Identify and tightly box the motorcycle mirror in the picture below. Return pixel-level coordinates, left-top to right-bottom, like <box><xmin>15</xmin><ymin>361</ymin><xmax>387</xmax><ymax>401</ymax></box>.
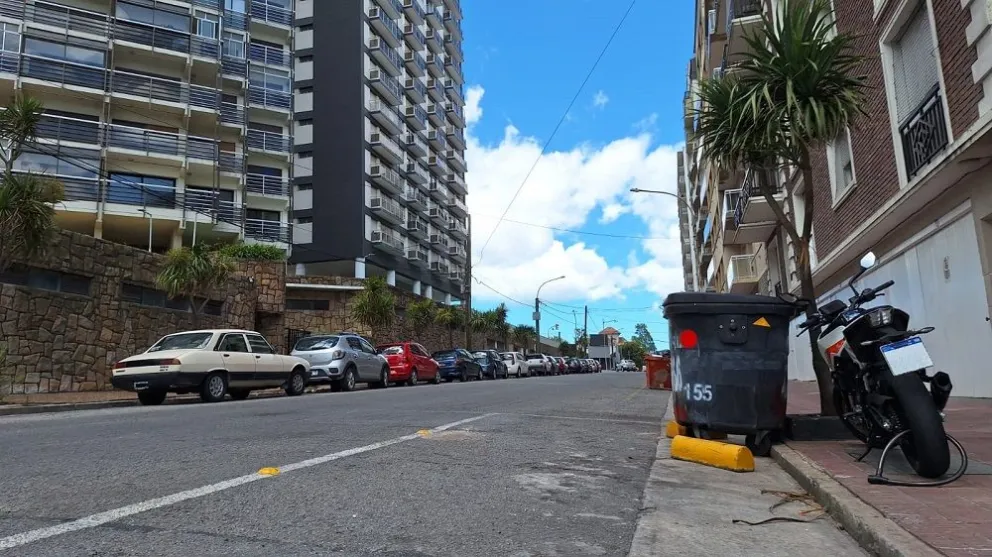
<box><xmin>859</xmin><ymin>251</ymin><xmax>877</xmax><ymax>270</ymax></box>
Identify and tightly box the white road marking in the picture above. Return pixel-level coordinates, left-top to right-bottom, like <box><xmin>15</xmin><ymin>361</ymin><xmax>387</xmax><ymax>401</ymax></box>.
<box><xmin>0</xmin><ymin>413</ymin><xmax>494</xmax><ymax>552</ymax></box>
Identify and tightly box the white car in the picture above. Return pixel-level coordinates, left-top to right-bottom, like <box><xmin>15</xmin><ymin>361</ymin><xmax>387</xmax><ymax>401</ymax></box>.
<box><xmin>501</xmin><ymin>351</ymin><xmax>528</xmax><ymax>377</ymax></box>
<box><xmin>111</xmin><ymin>329</ymin><xmax>311</xmax><ymax>405</ymax></box>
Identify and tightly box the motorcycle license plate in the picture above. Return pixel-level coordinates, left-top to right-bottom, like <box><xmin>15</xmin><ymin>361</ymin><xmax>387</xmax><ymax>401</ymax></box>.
<box><xmin>879</xmin><ymin>336</ymin><xmax>934</xmax><ymax>376</ymax></box>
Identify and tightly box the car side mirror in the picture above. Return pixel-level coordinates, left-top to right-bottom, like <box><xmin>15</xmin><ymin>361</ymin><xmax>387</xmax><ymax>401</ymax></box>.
<box><xmin>859</xmin><ymin>251</ymin><xmax>877</xmax><ymax>270</ymax></box>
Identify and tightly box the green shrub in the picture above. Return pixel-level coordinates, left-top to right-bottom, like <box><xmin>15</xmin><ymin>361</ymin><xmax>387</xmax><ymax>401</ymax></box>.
<box><xmin>216</xmin><ymin>242</ymin><xmax>286</xmax><ymax>261</ymax></box>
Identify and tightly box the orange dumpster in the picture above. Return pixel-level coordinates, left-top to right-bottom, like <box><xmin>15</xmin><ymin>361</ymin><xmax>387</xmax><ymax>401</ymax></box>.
<box><xmin>645</xmin><ymin>353</ymin><xmax>671</xmax><ymax>390</ymax></box>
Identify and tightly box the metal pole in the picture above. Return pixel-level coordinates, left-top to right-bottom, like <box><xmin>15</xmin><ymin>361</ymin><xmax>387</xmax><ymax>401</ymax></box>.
<box><xmin>147</xmin><ymin>216</ymin><xmax>153</xmax><ymax>252</ymax></box>
<box><xmin>192</xmin><ymin>213</ymin><xmax>198</xmax><ymax>247</ymax></box>
<box><xmin>629</xmin><ymin>188</ymin><xmax>699</xmax><ymax>291</ymax></box>
<box><xmin>535</xmin><ymin>275</ymin><xmax>565</xmax><ymax>353</ymax></box>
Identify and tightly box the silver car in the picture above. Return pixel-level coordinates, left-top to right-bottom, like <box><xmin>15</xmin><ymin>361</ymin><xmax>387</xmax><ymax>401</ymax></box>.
<box><xmin>290</xmin><ymin>332</ymin><xmax>390</xmax><ymax>391</ymax></box>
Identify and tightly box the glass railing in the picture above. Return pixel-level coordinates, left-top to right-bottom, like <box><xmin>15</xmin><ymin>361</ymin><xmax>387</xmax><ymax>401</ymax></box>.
<box><xmin>246</xmin><ymin>174</ymin><xmax>289</xmax><ymax>196</ymax></box>
<box><xmin>728</xmin><ymin>254</ymin><xmax>759</xmax><ymax>285</ymax></box>
<box><xmin>106</xmin><ymin>124</ymin><xmax>182</xmax><ymax>156</ymax></box>
<box><xmin>35</xmin><ymin>114</ymin><xmax>102</xmax><ymax>145</ymax></box>
<box><xmin>110</xmin><ymin>70</ymin><xmax>219</xmax><ymax>109</ymax></box>
<box><xmin>245</xmin><ymin>218</ymin><xmax>290</xmax><ymax>243</ymax></box>
<box><xmin>20</xmin><ymin>55</ymin><xmax>107</xmax><ymax>90</ymax></box>
<box><xmin>20</xmin><ymin>0</ymin><xmax>110</xmax><ymax>37</ymax></box>
<box><xmin>105</xmin><ymin>179</ymin><xmax>177</xmax><ymax>209</ymax></box>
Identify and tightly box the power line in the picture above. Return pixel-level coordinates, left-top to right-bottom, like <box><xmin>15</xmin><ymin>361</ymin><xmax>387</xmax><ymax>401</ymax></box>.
<box><xmin>474</xmin><ymin>0</ymin><xmax>638</xmax><ymax>266</ymax></box>
<box><xmin>472</xmin><ymin>214</ymin><xmax>666</xmax><ymax>240</ymax></box>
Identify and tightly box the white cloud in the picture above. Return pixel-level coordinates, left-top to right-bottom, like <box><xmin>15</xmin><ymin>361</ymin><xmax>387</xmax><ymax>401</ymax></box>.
<box><xmin>634</xmin><ymin>113</ymin><xmax>658</xmax><ymax>131</ymax></box>
<box><xmin>592</xmin><ymin>90</ymin><xmax>609</xmax><ymax>108</ymax></box>
<box><xmin>465</xmin><ymin>86</ymin><xmax>687</xmax><ymax>305</ymax></box>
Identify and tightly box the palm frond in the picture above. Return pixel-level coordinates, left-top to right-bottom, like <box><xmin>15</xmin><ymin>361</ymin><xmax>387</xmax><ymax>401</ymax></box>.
<box><xmin>351</xmin><ymin>275</ymin><xmax>396</xmax><ymax>333</ymax></box>
<box><xmin>0</xmin><ymin>173</ymin><xmax>64</xmax><ymax>271</ymax></box>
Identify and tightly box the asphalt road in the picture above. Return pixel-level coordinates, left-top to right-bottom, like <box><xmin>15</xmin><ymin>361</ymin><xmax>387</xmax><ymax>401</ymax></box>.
<box><xmin>0</xmin><ymin>372</ymin><xmax>667</xmax><ymax>556</ymax></box>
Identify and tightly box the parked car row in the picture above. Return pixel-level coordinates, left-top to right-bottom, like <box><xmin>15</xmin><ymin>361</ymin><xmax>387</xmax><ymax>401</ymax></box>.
<box><xmin>111</xmin><ymin>329</ymin><xmax>600</xmax><ymax>406</ymax></box>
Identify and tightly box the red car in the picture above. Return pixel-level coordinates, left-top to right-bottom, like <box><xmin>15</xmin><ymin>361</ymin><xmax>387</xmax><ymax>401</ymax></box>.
<box><xmin>376</xmin><ymin>342</ymin><xmax>440</xmax><ymax>385</ymax></box>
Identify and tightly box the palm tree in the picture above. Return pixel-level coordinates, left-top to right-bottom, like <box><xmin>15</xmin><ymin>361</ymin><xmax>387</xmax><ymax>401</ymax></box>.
<box><xmin>434</xmin><ymin>305</ymin><xmax>461</xmax><ymax>348</ymax></box>
<box><xmin>492</xmin><ymin>303</ymin><xmax>511</xmax><ymax>350</ymax></box>
<box><xmin>156</xmin><ymin>244</ymin><xmax>235</xmax><ymax>328</ymax></box>
<box><xmin>0</xmin><ymin>96</ymin><xmax>64</xmax><ymax>275</ymax></box>
<box><xmin>512</xmin><ymin>324</ymin><xmax>536</xmax><ymax>353</ymax></box>
<box><xmin>406</xmin><ymin>298</ymin><xmax>436</xmax><ymax>339</ymax></box>
<box><xmin>693</xmin><ymin>0</ymin><xmax>867</xmax><ymax>414</ymax></box>
<box><xmin>350</xmin><ymin>275</ymin><xmax>396</xmax><ymax>341</ymax></box>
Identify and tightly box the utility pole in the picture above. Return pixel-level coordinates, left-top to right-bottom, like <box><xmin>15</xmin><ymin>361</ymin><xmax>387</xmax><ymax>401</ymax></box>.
<box><xmin>464</xmin><ymin>214</ymin><xmax>472</xmax><ymax>349</ymax></box>
<box><xmin>533</xmin><ymin>296</ymin><xmax>540</xmax><ymax>353</ymax></box>
<box><xmin>583</xmin><ymin>305</ymin><xmax>588</xmax><ymax>356</ymax></box>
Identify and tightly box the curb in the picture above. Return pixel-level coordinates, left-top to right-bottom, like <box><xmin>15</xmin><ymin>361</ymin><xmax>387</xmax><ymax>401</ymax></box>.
<box><xmin>771</xmin><ymin>444</ymin><xmax>942</xmax><ymax>557</ymax></box>
<box><xmin>0</xmin><ymin>399</ymin><xmax>138</xmax><ymax>416</ymax></box>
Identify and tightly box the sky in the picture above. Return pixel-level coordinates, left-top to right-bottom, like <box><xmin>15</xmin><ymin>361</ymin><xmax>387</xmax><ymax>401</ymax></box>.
<box><xmin>462</xmin><ymin>0</ymin><xmax>694</xmax><ymax>348</ymax></box>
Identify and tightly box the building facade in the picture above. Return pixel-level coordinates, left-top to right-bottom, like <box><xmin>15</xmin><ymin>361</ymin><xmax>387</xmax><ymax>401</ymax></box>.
<box><xmin>0</xmin><ymin>0</ymin><xmax>295</xmax><ymax>253</ymax></box>
<box><xmin>681</xmin><ymin>0</ymin><xmax>992</xmax><ymax>397</ymax></box>
<box><xmin>290</xmin><ymin>0</ymin><xmax>469</xmax><ymax>306</ymax></box>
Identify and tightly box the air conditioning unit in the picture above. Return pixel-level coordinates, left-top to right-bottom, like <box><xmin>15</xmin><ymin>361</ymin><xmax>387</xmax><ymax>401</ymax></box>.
<box><xmin>369</xmin><ymin>68</ymin><xmax>382</xmax><ymax>80</ymax></box>
<box><xmin>369</xmin><ymin>6</ymin><xmax>381</xmax><ymax>18</ymax></box>
<box><xmin>370</xmin><ymin>197</ymin><xmax>384</xmax><ymax>209</ymax></box>
<box><xmin>371</xmin><ymin>231</ymin><xmax>385</xmax><ymax>242</ymax></box>
<box><xmin>369</xmin><ymin>36</ymin><xmax>383</xmax><ymax>49</ymax></box>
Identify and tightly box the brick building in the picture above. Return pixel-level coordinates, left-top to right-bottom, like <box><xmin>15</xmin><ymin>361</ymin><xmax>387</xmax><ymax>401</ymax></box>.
<box><xmin>681</xmin><ymin>0</ymin><xmax>992</xmax><ymax>397</ymax></box>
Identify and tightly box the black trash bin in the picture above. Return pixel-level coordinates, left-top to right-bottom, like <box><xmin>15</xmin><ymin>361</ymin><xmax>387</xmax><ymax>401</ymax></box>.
<box><xmin>662</xmin><ymin>292</ymin><xmax>797</xmax><ymax>456</ymax></box>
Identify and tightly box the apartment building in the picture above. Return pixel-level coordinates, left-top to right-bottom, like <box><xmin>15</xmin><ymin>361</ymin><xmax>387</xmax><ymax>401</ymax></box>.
<box><xmin>0</xmin><ymin>0</ymin><xmax>295</xmax><ymax>252</ymax></box>
<box><xmin>682</xmin><ymin>0</ymin><xmax>992</xmax><ymax>397</ymax></box>
<box><xmin>290</xmin><ymin>0</ymin><xmax>468</xmax><ymax>306</ymax></box>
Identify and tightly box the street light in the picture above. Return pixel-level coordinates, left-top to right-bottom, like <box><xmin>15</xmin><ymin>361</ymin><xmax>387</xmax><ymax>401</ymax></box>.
<box><xmin>534</xmin><ymin>275</ymin><xmax>566</xmax><ymax>352</ymax></box>
<box><xmin>630</xmin><ymin>187</ymin><xmax>699</xmax><ymax>292</ymax></box>
<box><xmin>603</xmin><ymin>318</ymin><xmax>618</xmax><ymax>370</ymax></box>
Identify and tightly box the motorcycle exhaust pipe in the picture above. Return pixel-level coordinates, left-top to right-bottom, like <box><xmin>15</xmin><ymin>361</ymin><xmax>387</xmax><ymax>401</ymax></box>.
<box><xmin>929</xmin><ymin>371</ymin><xmax>953</xmax><ymax>411</ymax></box>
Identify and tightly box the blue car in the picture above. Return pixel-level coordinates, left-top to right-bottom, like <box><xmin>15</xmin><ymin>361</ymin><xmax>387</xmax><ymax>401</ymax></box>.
<box><xmin>432</xmin><ymin>349</ymin><xmax>483</xmax><ymax>382</ymax></box>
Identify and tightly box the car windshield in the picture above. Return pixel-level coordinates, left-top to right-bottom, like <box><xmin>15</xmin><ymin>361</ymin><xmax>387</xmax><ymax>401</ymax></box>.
<box><xmin>433</xmin><ymin>350</ymin><xmax>457</xmax><ymax>359</ymax></box>
<box><xmin>293</xmin><ymin>336</ymin><xmax>339</xmax><ymax>351</ymax></box>
<box><xmin>379</xmin><ymin>345</ymin><xmax>404</xmax><ymax>355</ymax></box>
<box><xmin>147</xmin><ymin>332</ymin><xmax>214</xmax><ymax>352</ymax></box>
<box><xmin>501</xmin><ymin>354</ymin><xmax>514</xmax><ymax>361</ymax></box>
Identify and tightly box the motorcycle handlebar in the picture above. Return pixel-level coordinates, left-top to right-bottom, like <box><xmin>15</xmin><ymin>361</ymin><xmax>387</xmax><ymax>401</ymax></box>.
<box><xmin>874</xmin><ymin>279</ymin><xmax>895</xmax><ymax>292</ymax></box>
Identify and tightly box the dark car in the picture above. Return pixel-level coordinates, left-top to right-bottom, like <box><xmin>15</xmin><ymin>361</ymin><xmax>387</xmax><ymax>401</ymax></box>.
<box><xmin>567</xmin><ymin>358</ymin><xmax>582</xmax><ymax>374</ymax></box>
<box><xmin>472</xmin><ymin>351</ymin><xmax>498</xmax><ymax>379</ymax></box>
<box><xmin>474</xmin><ymin>349</ymin><xmax>508</xmax><ymax>379</ymax></box>
<box><xmin>432</xmin><ymin>349</ymin><xmax>483</xmax><ymax>382</ymax></box>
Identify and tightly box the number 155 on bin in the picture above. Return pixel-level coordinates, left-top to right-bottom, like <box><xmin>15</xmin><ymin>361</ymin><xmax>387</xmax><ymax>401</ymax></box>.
<box><xmin>681</xmin><ymin>383</ymin><xmax>713</xmax><ymax>402</ymax></box>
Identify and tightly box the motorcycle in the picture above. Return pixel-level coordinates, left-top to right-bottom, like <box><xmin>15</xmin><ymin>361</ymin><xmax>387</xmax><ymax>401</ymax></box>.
<box><xmin>788</xmin><ymin>252</ymin><xmax>952</xmax><ymax>479</ymax></box>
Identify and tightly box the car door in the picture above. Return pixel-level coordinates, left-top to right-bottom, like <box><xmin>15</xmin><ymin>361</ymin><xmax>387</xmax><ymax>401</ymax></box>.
<box><xmin>345</xmin><ymin>337</ymin><xmax>370</xmax><ymax>379</ymax></box>
<box><xmin>359</xmin><ymin>338</ymin><xmax>382</xmax><ymax>377</ymax></box>
<box><xmin>246</xmin><ymin>333</ymin><xmax>284</xmax><ymax>386</ymax></box>
<box><xmin>413</xmin><ymin>343</ymin><xmax>436</xmax><ymax>377</ymax></box>
<box><xmin>215</xmin><ymin>333</ymin><xmax>255</xmax><ymax>387</ymax></box>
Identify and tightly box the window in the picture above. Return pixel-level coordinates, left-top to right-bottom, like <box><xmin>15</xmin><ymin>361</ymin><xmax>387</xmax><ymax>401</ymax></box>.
<box><xmin>222</xmin><ymin>31</ymin><xmax>245</xmax><ymax>58</ymax></box>
<box><xmin>247</xmin><ymin>164</ymin><xmax>282</xmax><ymax>177</ymax></box>
<box><xmin>249</xmin><ymin>66</ymin><xmax>290</xmax><ymax>91</ymax></box>
<box><xmin>891</xmin><ymin>6</ymin><xmax>940</xmax><ymax>124</ymax></box>
<box><xmin>0</xmin><ymin>22</ymin><xmax>19</xmax><ymax>53</ymax></box>
<box><xmin>15</xmin><ymin>149</ymin><xmax>101</xmax><ymax>179</ymax></box>
<box><xmin>285</xmin><ymin>298</ymin><xmax>329</xmax><ymax>310</ymax></box>
<box><xmin>359</xmin><ymin>339</ymin><xmax>377</xmax><ymax>354</ymax></box>
<box><xmin>23</xmin><ymin>38</ymin><xmax>105</xmax><ymax>67</ymax></box>
<box><xmin>218</xmin><ymin>333</ymin><xmax>249</xmax><ymax>352</ymax></box>
<box><xmin>246</xmin><ymin>334</ymin><xmax>274</xmax><ymax>354</ymax></box>
<box><xmin>0</xmin><ymin>265</ymin><xmax>92</xmax><ymax>295</ymax></box>
<box><xmin>121</xmin><ymin>283</ymin><xmax>223</xmax><ymax>315</ymax></box>
<box><xmin>825</xmin><ymin>128</ymin><xmax>856</xmax><ymax>202</ymax></box>
<box><xmin>296</xmin><ymin>217</ymin><xmax>313</xmax><ymax>225</ymax></box>
<box><xmin>107</xmin><ymin>173</ymin><xmax>176</xmax><ymax>208</ymax></box>
<box><xmin>195</xmin><ymin>10</ymin><xmax>219</xmax><ymax>39</ymax></box>
<box><xmin>246</xmin><ymin>208</ymin><xmax>280</xmax><ymax>222</ymax></box>
<box><xmin>225</xmin><ymin>0</ymin><xmax>247</xmax><ymax>12</ymax></box>
<box><xmin>116</xmin><ymin>2</ymin><xmax>190</xmax><ymax>33</ymax></box>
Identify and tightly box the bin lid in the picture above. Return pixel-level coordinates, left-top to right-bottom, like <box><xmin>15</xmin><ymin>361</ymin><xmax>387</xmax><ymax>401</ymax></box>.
<box><xmin>662</xmin><ymin>292</ymin><xmax>797</xmax><ymax>317</ymax></box>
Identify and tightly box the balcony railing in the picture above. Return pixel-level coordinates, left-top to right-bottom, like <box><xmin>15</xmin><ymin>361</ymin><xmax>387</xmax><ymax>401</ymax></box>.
<box><xmin>114</xmin><ymin>20</ymin><xmax>219</xmax><ymax>59</ymax></box>
<box><xmin>220</xmin><ymin>102</ymin><xmax>245</xmax><ymax>125</ymax></box>
<box><xmin>727</xmin><ymin>0</ymin><xmax>762</xmax><ymax>26</ymax></box>
<box><xmin>224</xmin><ymin>9</ymin><xmax>248</xmax><ymax>31</ymax></box>
<box><xmin>110</xmin><ymin>71</ymin><xmax>219</xmax><ymax>110</ymax></box>
<box><xmin>372</xmin><ymin>229</ymin><xmax>405</xmax><ymax>251</ymax></box>
<box><xmin>899</xmin><ymin>86</ymin><xmax>949</xmax><ymax>179</ymax></box>
<box><xmin>728</xmin><ymin>254</ymin><xmax>759</xmax><ymax>288</ymax></box>
<box><xmin>249</xmin><ymin>43</ymin><xmax>290</xmax><ymax>67</ymax></box>
<box><xmin>20</xmin><ymin>55</ymin><xmax>107</xmax><ymax>91</ymax></box>
<box><xmin>106</xmin><ymin>124</ymin><xmax>183</xmax><ymax>157</ymax></box>
<box><xmin>369</xmin><ymin>38</ymin><xmax>403</xmax><ymax>74</ymax></box>
<box><xmin>250</xmin><ymin>1</ymin><xmax>294</xmax><ymax>27</ymax></box>
<box><xmin>733</xmin><ymin>169</ymin><xmax>780</xmax><ymax>227</ymax></box>
<box><xmin>404</xmin><ymin>22</ymin><xmax>426</xmax><ymax>48</ymax></box>
<box><xmin>19</xmin><ymin>0</ymin><xmax>110</xmax><ymax>37</ymax></box>
<box><xmin>185</xmin><ymin>189</ymin><xmax>243</xmax><ymax>224</ymax></box>
<box><xmin>248</xmin><ymin>87</ymin><xmax>292</xmax><ymax>110</ymax></box>
<box><xmin>222</xmin><ymin>56</ymin><xmax>248</xmax><ymax>77</ymax></box>
<box><xmin>371</xmin><ymin>195</ymin><xmax>405</xmax><ymax>221</ymax></box>
<box><xmin>403</xmin><ymin>185</ymin><xmax>428</xmax><ymax>206</ymax></box>
<box><xmin>246</xmin><ymin>174</ymin><xmax>289</xmax><ymax>196</ymax></box>
<box><xmin>245</xmin><ymin>218</ymin><xmax>291</xmax><ymax>243</ymax></box>
<box><xmin>247</xmin><ymin>129</ymin><xmax>290</xmax><ymax>153</ymax></box>
<box><xmin>219</xmin><ymin>152</ymin><xmax>243</xmax><ymax>172</ymax></box>
<box><xmin>449</xmin><ymin>219</ymin><xmax>467</xmax><ymax>236</ymax></box>
<box><xmin>34</xmin><ymin>114</ymin><xmax>102</xmax><ymax>145</ymax></box>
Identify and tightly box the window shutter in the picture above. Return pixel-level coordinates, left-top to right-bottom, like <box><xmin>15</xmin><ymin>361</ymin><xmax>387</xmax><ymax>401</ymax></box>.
<box><xmin>892</xmin><ymin>7</ymin><xmax>940</xmax><ymax>123</ymax></box>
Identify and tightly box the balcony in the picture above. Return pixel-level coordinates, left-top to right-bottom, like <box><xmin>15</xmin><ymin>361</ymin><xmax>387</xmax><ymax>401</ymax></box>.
<box><xmin>427</xmin><ymin>77</ymin><xmax>445</xmax><ymax>102</ymax></box>
<box><xmin>185</xmin><ymin>189</ymin><xmax>240</xmax><ymax>223</ymax></box>
<box><xmin>219</xmin><ymin>151</ymin><xmax>244</xmax><ymax>173</ymax></box>
<box><xmin>445</xmin><ymin>101</ymin><xmax>464</xmax><ymax>127</ymax></box>
<box><xmin>446</xmin><ymin>149</ymin><xmax>465</xmax><ymax>172</ymax></box>
<box><xmin>426</xmin><ymin>52</ymin><xmax>445</xmax><ymax>78</ymax></box>
<box><xmin>445</xmin><ymin>125</ymin><xmax>465</xmax><ymax>149</ymax></box>
<box><xmin>403</xmin><ymin>22</ymin><xmax>426</xmax><ymax>51</ymax></box>
<box><xmin>371</xmin><ymin>228</ymin><xmax>405</xmax><ymax>255</ymax></box>
<box><xmin>19</xmin><ymin>55</ymin><xmax>107</xmax><ymax>94</ymax></box>
<box><xmin>428</xmin><ymin>180</ymin><xmax>448</xmax><ymax>202</ymax></box>
<box><xmin>34</xmin><ymin>114</ymin><xmax>102</xmax><ymax>146</ymax></box>
<box><xmin>250</xmin><ymin>1</ymin><xmax>294</xmax><ymax>29</ymax></box>
<box><xmin>431</xmin><ymin>260</ymin><xmax>449</xmax><ymax>274</ymax></box>
<box><xmin>403</xmin><ymin>185</ymin><xmax>428</xmax><ymax>209</ymax></box>
<box><xmin>426</xmin><ymin>103</ymin><xmax>444</xmax><ymax>126</ymax></box>
<box><xmin>444</xmin><ymin>0</ymin><xmax>461</xmax><ymax>18</ymax></box>
<box><xmin>401</xmin><ymin>0</ymin><xmax>425</xmax><ymax>25</ymax></box>
<box><xmin>448</xmin><ymin>242</ymin><xmax>467</xmax><ymax>262</ymax></box>
<box><xmin>369</xmin><ymin>6</ymin><xmax>403</xmax><ymax>48</ymax></box>
<box><xmin>370</xmin><ymin>162</ymin><xmax>404</xmax><ymax>194</ymax></box>
<box><xmin>443</xmin><ymin>11</ymin><xmax>462</xmax><ymax>41</ymax></box>
<box><xmin>449</xmin><ymin>218</ymin><xmax>467</xmax><ymax>239</ymax></box>
<box><xmin>406</xmin><ymin>215</ymin><xmax>429</xmax><ymax>239</ymax></box>
<box><xmin>428</xmin><ymin>204</ymin><xmax>448</xmax><ymax>226</ymax></box>
<box><xmin>727</xmin><ymin>253</ymin><xmax>760</xmax><ymax>294</ymax></box>
<box><xmin>370</xmin><ymin>195</ymin><xmax>405</xmax><ymax>225</ymax></box>
<box><xmin>246</xmin><ymin>174</ymin><xmax>290</xmax><ymax>197</ymax></box>
<box><xmin>407</xmin><ymin>246</ymin><xmax>429</xmax><ymax>267</ymax></box>
<box><xmin>403</xmin><ymin>132</ymin><xmax>428</xmax><ymax>157</ymax></box>
<box><xmin>425</xmin><ymin>28</ymin><xmax>442</xmax><ymax>54</ymax></box>
<box><xmin>405</xmin><ymin>160</ymin><xmax>429</xmax><ymax>184</ymax></box>
<box><xmin>221</xmin><ymin>54</ymin><xmax>248</xmax><ymax>80</ymax></box>
<box><xmin>105</xmin><ymin>124</ymin><xmax>185</xmax><ymax>161</ymax></box>
<box><xmin>368</xmin><ymin>98</ymin><xmax>403</xmax><ymax>135</ymax></box>
<box><xmin>369</xmin><ymin>37</ymin><xmax>402</xmax><ymax>77</ymax></box>
<box><xmin>368</xmin><ymin>67</ymin><xmax>402</xmax><ymax>106</ymax></box>
<box><xmin>248</xmin><ymin>87</ymin><xmax>292</xmax><ymax>112</ymax></box>
<box><xmin>104</xmin><ymin>177</ymin><xmax>178</xmax><ymax>210</ymax></box>
<box><xmin>726</xmin><ymin>0</ymin><xmax>763</xmax><ymax>64</ymax></box>
<box><xmin>448</xmin><ymin>269</ymin><xmax>463</xmax><ymax>283</ymax></box>
<box><xmin>444</xmin><ymin>36</ymin><xmax>462</xmax><ymax>63</ymax></box>
<box><xmin>220</xmin><ymin>102</ymin><xmax>245</xmax><ymax>127</ymax></box>
<box><xmin>447</xmin><ymin>195</ymin><xmax>467</xmax><ymax>217</ymax></box>
<box><xmin>404</xmin><ymin>49</ymin><xmax>427</xmax><ymax>77</ymax></box>
<box><xmin>114</xmin><ymin>20</ymin><xmax>219</xmax><ymax>60</ymax></box>
<box><xmin>374</xmin><ymin>0</ymin><xmax>402</xmax><ymax>19</ymax></box>
<box><xmin>245</xmin><ymin>218</ymin><xmax>291</xmax><ymax>244</ymax></box>
<box><xmin>56</xmin><ymin>176</ymin><xmax>102</xmax><ymax>203</ymax></box>
<box><xmin>444</xmin><ymin>78</ymin><xmax>463</xmax><ymax>105</ymax></box>
<box><xmin>447</xmin><ymin>173</ymin><xmax>466</xmax><ymax>195</ymax></box>
<box><xmin>370</xmin><ymin>130</ymin><xmax>404</xmax><ymax>164</ymax></box>
<box><xmin>249</xmin><ymin>43</ymin><xmax>290</xmax><ymax>67</ymax></box>
<box><xmin>430</xmin><ymin>233</ymin><xmax>449</xmax><ymax>248</ymax></box>
<box><xmin>899</xmin><ymin>86</ymin><xmax>949</xmax><ymax>179</ymax></box>
<box><xmin>734</xmin><ymin>170</ymin><xmax>783</xmax><ymax>226</ymax></box>
<box><xmin>425</xmin><ymin>2</ymin><xmax>443</xmax><ymax>27</ymax></box>
<box><xmin>425</xmin><ymin>130</ymin><xmax>444</xmax><ymax>154</ymax></box>
<box><xmin>19</xmin><ymin>0</ymin><xmax>110</xmax><ymax>38</ymax></box>
<box><xmin>247</xmin><ymin>129</ymin><xmax>290</xmax><ymax>154</ymax></box>
<box><xmin>445</xmin><ymin>59</ymin><xmax>463</xmax><ymax>84</ymax></box>
<box><xmin>222</xmin><ymin>7</ymin><xmax>248</xmax><ymax>31</ymax></box>
<box><xmin>404</xmin><ymin>76</ymin><xmax>427</xmax><ymax>103</ymax></box>
<box><xmin>428</xmin><ymin>154</ymin><xmax>448</xmax><ymax>176</ymax></box>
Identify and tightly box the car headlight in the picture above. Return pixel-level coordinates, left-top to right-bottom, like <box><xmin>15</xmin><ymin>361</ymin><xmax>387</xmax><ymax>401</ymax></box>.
<box><xmin>868</xmin><ymin>307</ymin><xmax>893</xmax><ymax>328</ymax></box>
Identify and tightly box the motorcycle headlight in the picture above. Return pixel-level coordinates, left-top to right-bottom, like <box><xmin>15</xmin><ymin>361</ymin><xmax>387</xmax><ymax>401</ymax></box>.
<box><xmin>868</xmin><ymin>308</ymin><xmax>893</xmax><ymax>328</ymax></box>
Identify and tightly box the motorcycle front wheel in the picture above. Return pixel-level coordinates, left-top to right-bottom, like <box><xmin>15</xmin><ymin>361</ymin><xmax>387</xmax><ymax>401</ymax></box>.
<box><xmin>890</xmin><ymin>373</ymin><xmax>951</xmax><ymax>479</ymax></box>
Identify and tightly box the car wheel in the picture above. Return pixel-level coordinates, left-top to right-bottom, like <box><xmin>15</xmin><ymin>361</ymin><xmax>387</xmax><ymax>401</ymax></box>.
<box><xmin>341</xmin><ymin>366</ymin><xmax>357</xmax><ymax>392</ymax></box>
<box><xmin>200</xmin><ymin>372</ymin><xmax>227</xmax><ymax>403</ymax></box>
<box><xmin>285</xmin><ymin>367</ymin><xmax>307</xmax><ymax>396</ymax></box>
<box><xmin>432</xmin><ymin>370</ymin><xmax>442</xmax><ymax>384</ymax></box>
<box><xmin>407</xmin><ymin>369</ymin><xmax>418</xmax><ymax>387</ymax></box>
<box><xmin>137</xmin><ymin>390</ymin><xmax>167</xmax><ymax>406</ymax></box>
<box><xmin>372</xmin><ymin>366</ymin><xmax>390</xmax><ymax>389</ymax></box>
<box><xmin>460</xmin><ymin>368</ymin><xmax>468</xmax><ymax>382</ymax></box>
<box><xmin>229</xmin><ymin>388</ymin><xmax>251</xmax><ymax>401</ymax></box>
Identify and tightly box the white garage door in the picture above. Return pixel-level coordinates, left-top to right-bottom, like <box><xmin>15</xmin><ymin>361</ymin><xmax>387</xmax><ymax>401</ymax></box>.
<box><xmin>789</xmin><ymin>212</ymin><xmax>992</xmax><ymax>398</ymax></box>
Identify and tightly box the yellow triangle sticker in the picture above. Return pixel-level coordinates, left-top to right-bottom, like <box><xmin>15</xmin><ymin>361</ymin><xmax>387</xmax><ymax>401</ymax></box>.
<box><xmin>753</xmin><ymin>317</ymin><xmax>771</xmax><ymax>328</ymax></box>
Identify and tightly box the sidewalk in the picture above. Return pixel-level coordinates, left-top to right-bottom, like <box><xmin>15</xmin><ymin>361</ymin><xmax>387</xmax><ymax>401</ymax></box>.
<box><xmin>786</xmin><ymin>380</ymin><xmax>992</xmax><ymax>557</ymax></box>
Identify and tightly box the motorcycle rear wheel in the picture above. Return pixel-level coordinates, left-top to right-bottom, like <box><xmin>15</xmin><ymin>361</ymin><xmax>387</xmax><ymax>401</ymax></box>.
<box><xmin>892</xmin><ymin>374</ymin><xmax>950</xmax><ymax>479</ymax></box>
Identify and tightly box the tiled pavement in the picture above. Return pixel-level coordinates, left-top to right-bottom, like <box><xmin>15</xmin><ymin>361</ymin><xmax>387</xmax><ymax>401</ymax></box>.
<box><xmin>787</xmin><ymin>381</ymin><xmax>992</xmax><ymax>557</ymax></box>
